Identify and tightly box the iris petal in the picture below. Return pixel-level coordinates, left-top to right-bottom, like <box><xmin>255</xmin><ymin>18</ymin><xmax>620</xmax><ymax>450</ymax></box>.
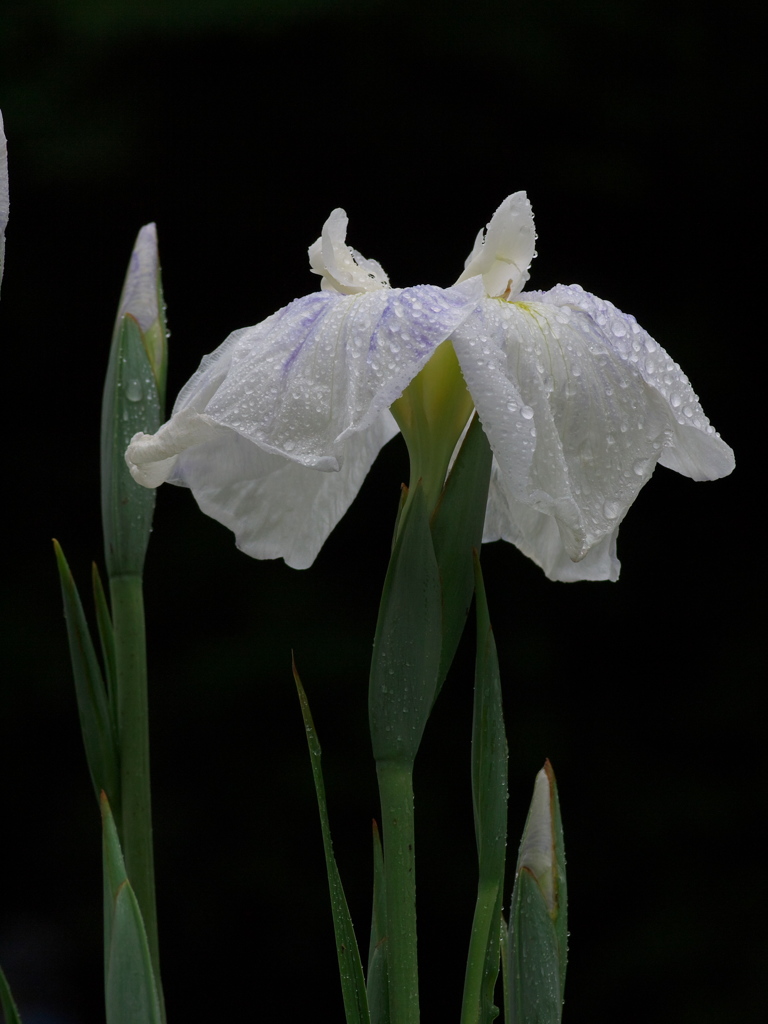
<box><xmin>529</xmin><ymin>284</ymin><xmax>735</xmax><ymax>481</ymax></box>
<box><xmin>126</xmin><ymin>281</ymin><xmax>479</xmax><ymax>566</ymax></box>
<box><xmin>451</xmin><ymin>281</ymin><xmax>733</xmax><ymax>579</ymax></box>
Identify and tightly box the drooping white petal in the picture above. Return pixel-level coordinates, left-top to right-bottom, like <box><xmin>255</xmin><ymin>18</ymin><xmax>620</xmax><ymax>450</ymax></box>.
<box><xmin>528</xmin><ymin>284</ymin><xmax>735</xmax><ymax>481</ymax></box>
<box><xmin>452</xmin><ymin>295</ymin><xmax>675</xmax><ymax>570</ymax></box>
<box><xmin>484</xmin><ymin>461</ymin><xmax>621</xmax><ymax>581</ymax></box>
<box><xmin>190</xmin><ymin>285</ymin><xmax>479</xmax><ymax>468</ymax></box>
<box><xmin>456</xmin><ymin>192</ymin><xmax>536</xmax><ymax>299</ymax></box>
<box><xmin>126</xmin><ymin>279</ymin><xmax>480</xmax><ymax>567</ymax></box>
<box><xmin>166</xmin><ymin>410</ymin><xmax>400</xmax><ymax>570</ymax></box>
<box><xmin>308</xmin><ymin>208</ymin><xmax>390</xmax><ymax>294</ymax></box>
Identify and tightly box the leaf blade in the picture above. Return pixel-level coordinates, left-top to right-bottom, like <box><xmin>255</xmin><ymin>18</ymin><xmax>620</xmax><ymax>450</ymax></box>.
<box><xmin>101</xmin><ymin>793</ymin><xmax>163</xmax><ymax>1024</ymax></box>
<box><xmin>53</xmin><ymin>540</ymin><xmax>120</xmax><ymax>811</ymax></box>
<box><xmin>294</xmin><ymin>663</ymin><xmax>370</xmax><ymax>1024</ymax></box>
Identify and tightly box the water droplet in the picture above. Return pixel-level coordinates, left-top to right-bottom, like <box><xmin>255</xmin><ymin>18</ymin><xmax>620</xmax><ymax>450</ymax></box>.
<box><xmin>603</xmin><ymin>500</ymin><xmax>621</xmax><ymax>520</ymax></box>
<box><xmin>521</xmin><ymin>405</ymin><xmax>534</xmax><ymax>420</ymax></box>
<box><xmin>125</xmin><ymin>379</ymin><xmax>143</xmax><ymax>402</ymax></box>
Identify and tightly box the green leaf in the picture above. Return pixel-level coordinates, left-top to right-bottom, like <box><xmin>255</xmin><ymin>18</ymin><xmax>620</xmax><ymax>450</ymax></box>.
<box><xmin>367</xmin><ymin>820</ymin><xmax>390</xmax><ymax>1024</ymax></box>
<box><xmin>0</xmin><ymin>966</ymin><xmax>22</xmax><ymax>1024</ymax></box>
<box><xmin>460</xmin><ymin>555</ymin><xmax>508</xmax><ymax>1024</ymax></box>
<box><xmin>101</xmin><ymin>793</ymin><xmax>163</xmax><ymax>1024</ymax></box>
<box><xmin>293</xmin><ymin>662</ymin><xmax>370</xmax><ymax>1024</ymax></box>
<box><xmin>100</xmin><ymin>314</ymin><xmax>161</xmax><ymax>578</ymax></box>
<box><xmin>369</xmin><ymin>481</ymin><xmax>443</xmax><ymax>763</ymax></box>
<box><xmin>53</xmin><ymin>540</ymin><xmax>120</xmax><ymax>812</ymax></box>
<box><xmin>92</xmin><ymin>561</ymin><xmax>117</xmax><ymax>724</ymax></box>
<box><xmin>430</xmin><ymin>413</ymin><xmax>493</xmax><ymax>693</ymax></box>
<box><xmin>471</xmin><ymin>555</ymin><xmax>508</xmax><ymax>884</ymax></box>
<box><xmin>499</xmin><ymin>915</ymin><xmax>510</xmax><ymax>1021</ymax></box>
<box><xmin>505</xmin><ymin>763</ymin><xmax>567</xmax><ymax>1024</ymax></box>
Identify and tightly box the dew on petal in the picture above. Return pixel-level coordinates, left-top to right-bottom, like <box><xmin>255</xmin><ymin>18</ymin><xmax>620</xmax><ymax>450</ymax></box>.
<box><xmin>521</xmin><ymin>405</ymin><xmax>534</xmax><ymax>419</ymax></box>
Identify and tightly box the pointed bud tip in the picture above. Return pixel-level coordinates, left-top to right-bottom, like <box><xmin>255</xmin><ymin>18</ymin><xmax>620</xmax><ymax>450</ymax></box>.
<box><xmin>518</xmin><ymin>761</ymin><xmax>556</xmax><ymax>911</ymax></box>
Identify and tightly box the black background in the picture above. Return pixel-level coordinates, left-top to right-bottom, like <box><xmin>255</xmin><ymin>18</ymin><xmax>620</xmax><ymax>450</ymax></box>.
<box><xmin>0</xmin><ymin>2</ymin><xmax>762</xmax><ymax>1022</ymax></box>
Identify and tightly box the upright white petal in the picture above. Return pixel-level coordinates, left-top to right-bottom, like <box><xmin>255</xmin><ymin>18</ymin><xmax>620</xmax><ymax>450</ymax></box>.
<box><xmin>456</xmin><ymin>192</ymin><xmax>536</xmax><ymax>299</ymax></box>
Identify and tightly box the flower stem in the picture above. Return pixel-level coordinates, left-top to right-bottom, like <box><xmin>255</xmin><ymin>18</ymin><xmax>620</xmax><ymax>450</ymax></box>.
<box><xmin>110</xmin><ymin>572</ymin><xmax>164</xmax><ymax>1020</ymax></box>
<box><xmin>376</xmin><ymin>758</ymin><xmax>419</xmax><ymax>1024</ymax></box>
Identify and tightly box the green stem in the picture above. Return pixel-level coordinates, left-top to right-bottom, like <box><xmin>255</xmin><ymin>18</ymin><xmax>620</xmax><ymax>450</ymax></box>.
<box><xmin>376</xmin><ymin>758</ymin><xmax>419</xmax><ymax>1024</ymax></box>
<box><xmin>110</xmin><ymin>573</ymin><xmax>164</xmax><ymax>1020</ymax></box>
<box><xmin>460</xmin><ymin>879</ymin><xmax>501</xmax><ymax>1024</ymax></box>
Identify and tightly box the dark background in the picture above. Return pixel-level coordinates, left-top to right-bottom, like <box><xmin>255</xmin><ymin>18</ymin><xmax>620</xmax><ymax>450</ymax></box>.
<box><xmin>0</xmin><ymin>2</ymin><xmax>762</xmax><ymax>1022</ymax></box>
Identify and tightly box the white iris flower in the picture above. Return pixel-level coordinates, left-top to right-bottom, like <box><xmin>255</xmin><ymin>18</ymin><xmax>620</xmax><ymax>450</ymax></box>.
<box><xmin>126</xmin><ymin>195</ymin><xmax>734</xmax><ymax>578</ymax></box>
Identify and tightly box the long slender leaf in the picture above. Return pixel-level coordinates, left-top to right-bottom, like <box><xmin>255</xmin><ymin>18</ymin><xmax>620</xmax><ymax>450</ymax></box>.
<box><xmin>367</xmin><ymin>820</ymin><xmax>390</xmax><ymax>1024</ymax></box>
<box><xmin>430</xmin><ymin>412</ymin><xmax>493</xmax><ymax>692</ymax></box>
<box><xmin>0</xmin><ymin>966</ymin><xmax>22</xmax><ymax>1024</ymax></box>
<box><xmin>369</xmin><ymin>481</ymin><xmax>442</xmax><ymax>764</ymax></box>
<box><xmin>101</xmin><ymin>793</ymin><xmax>162</xmax><ymax>1024</ymax></box>
<box><xmin>53</xmin><ymin>540</ymin><xmax>120</xmax><ymax>812</ymax></box>
<box><xmin>460</xmin><ymin>554</ymin><xmax>508</xmax><ymax>1024</ymax></box>
<box><xmin>92</xmin><ymin>561</ymin><xmax>116</xmax><ymax>718</ymax></box>
<box><xmin>293</xmin><ymin>662</ymin><xmax>370</xmax><ymax>1024</ymax></box>
<box><xmin>499</xmin><ymin>914</ymin><xmax>510</xmax><ymax>1020</ymax></box>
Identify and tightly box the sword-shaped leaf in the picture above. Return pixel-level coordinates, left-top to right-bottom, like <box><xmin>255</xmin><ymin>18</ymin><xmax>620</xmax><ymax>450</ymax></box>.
<box><xmin>53</xmin><ymin>540</ymin><xmax>120</xmax><ymax>812</ymax></box>
<box><xmin>0</xmin><ymin>965</ymin><xmax>22</xmax><ymax>1024</ymax></box>
<box><xmin>367</xmin><ymin>820</ymin><xmax>390</xmax><ymax>1024</ymax></box>
<box><xmin>101</xmin><ymin>793</ymin><xmax>162</xmax><ymax>1024</ymax></box>
<box><xmin>294</xmin><ymin>662</ymin><xmax>370</xmax><ymax>1024</ymax></box>
<box><xmin>460</xmin><ymin>554</ymin><xmax>508</xmax><ymax>1024</ymax></box>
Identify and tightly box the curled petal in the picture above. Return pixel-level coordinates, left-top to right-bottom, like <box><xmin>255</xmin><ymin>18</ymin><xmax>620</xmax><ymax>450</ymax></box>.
<box><xmin>308</xmin><ymin>208</ymin><xmax>390</xmax><ymax>294</ymax></box>
<box><xmin>452</xmin><ymin>295</ymin><xmax>677</xmax><ymax>569</ymax></box>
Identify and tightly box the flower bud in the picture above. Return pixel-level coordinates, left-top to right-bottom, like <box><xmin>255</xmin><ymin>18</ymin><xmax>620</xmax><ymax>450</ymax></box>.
<box><xmin>506</xmin><ymin>761</ymin><xmax>568</xmax><ymax>1024</ymax></box>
